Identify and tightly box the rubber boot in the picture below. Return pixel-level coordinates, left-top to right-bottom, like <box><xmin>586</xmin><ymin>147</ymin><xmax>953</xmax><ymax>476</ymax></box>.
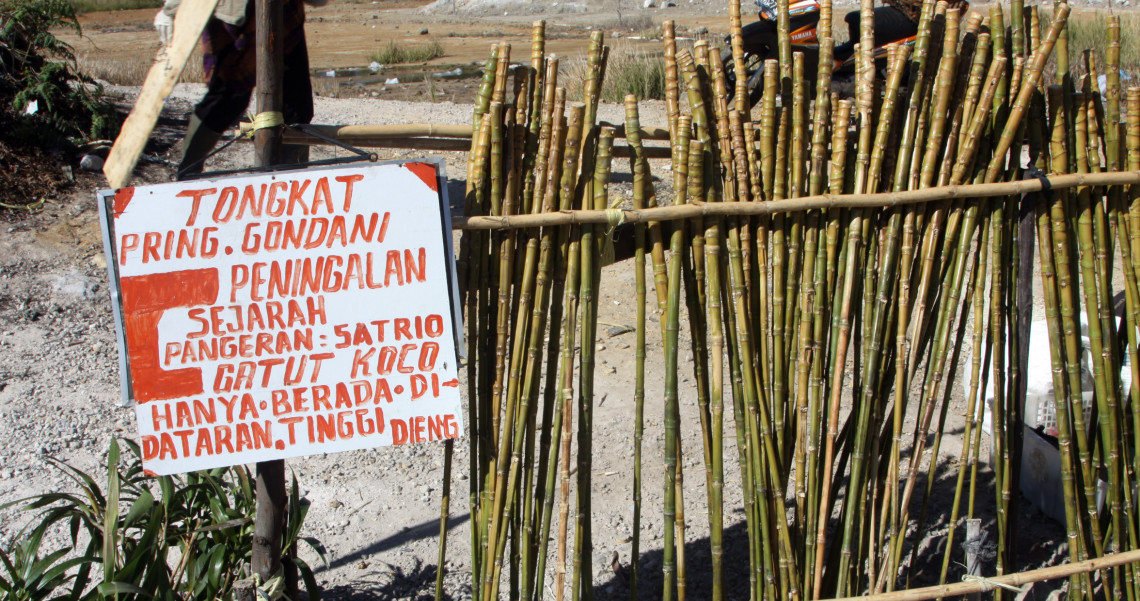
<box><xmin>176</xmin><ymin>114</ymin><xmax>224</xmax><ymax>180</ymax></box>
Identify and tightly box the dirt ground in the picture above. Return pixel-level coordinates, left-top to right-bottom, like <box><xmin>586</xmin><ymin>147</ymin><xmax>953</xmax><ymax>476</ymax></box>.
<box><xmin>0</xmin><ymin>0</ymin><xmax>1106</xmax><ymax>598</ymax></box>
<box><xmin>63</xmin><ymin>0</ymin><xmax>738</xmax><ymax>103</ymax></box>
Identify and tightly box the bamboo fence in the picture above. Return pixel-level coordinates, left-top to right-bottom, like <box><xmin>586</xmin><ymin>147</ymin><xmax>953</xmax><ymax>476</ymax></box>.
<box><xmin>403</xmin><ymin>1</ymin><xmax>1140</xmax><ymax>599</ymax></box>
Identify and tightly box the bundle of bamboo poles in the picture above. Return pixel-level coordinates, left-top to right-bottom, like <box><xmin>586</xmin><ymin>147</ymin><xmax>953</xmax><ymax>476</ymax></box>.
<box><xmin>435</xmin><ymin>1</ymin><xmax>1140</xmax><ymax>599</ymax></box>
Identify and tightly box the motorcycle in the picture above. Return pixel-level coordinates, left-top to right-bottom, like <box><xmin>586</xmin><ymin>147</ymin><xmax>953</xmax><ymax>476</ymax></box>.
<box><xmin>721</xmin><ymin>0</ymin><xmax>924</xmax><ymax>104</ymax></box>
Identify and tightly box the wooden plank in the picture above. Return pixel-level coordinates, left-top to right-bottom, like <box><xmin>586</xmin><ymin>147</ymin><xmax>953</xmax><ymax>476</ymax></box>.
<box><xmin>102</xmin><ymin>0</ymin><xmax>220</xmax><ymax>188</ymax></box>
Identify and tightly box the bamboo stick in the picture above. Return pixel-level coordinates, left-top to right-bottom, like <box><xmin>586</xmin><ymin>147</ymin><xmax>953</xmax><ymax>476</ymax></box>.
<box><xmin>454</xmin><ymin>171</ymin><xmax>1140</xmax><ymax>230</ymax></box>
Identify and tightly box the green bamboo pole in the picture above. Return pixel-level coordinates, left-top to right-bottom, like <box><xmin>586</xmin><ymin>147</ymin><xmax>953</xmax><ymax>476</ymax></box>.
<box><xmin>1039</xmin><ymin>85</ymin><xmax>1092</xmax><ymax>599</ymax></box>
<box><xmin>663</xmin><ymin>135</ymin><xmax>698</xmax><ymax>601</ymax></box>
<box><xmin>570</xmin><ymin>127</ymin><xmax>612</xmax><ymax>601</ymax></box>
<box><xmin>519</xmin><ymin>58</ymin><xmax>559</xmax><ymax>601</ymax></box>
<box><xmin>531</xmin><ymin>88</ymin><xmax>569</xmax><ymax>601</ymax></box>
<box><xmin>1074</xmin><ymin>83</ymin><xmax>1128</xmax><ymax>598</ymax></box>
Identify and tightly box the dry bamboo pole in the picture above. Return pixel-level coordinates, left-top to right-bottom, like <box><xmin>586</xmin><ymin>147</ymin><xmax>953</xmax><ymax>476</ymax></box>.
<box><xmin>455</xmin><ymin>170</ymin><xmax>1140</xmax><ymax>230</ymax></box>
<box><xmin>623</xmin><ymin>95</ymin><xmax>649</xmax><ymax>601</ymax></box>
<box><xmin>664</xmin><ymin>20</ymin><xmax>680</xmax><ymax>143</ymax></box>
<box><xmin>729</xmin><ymin>0</ymin><xmax>749</xmax><ymax>116</ymax></box>
<box><xmin>831</xmin><ymin>547</ymin><xmax>1140</xmax><ymax>601</ymax></box>
<box><xmin>553</xmin><ymin>104</ymin><xmax>586</xmax><ymax>601</ymax></box>
<box><xmin>856</xmin><ymin>0</ymin><xmax>875</xmax><ymax>190</ymax></box>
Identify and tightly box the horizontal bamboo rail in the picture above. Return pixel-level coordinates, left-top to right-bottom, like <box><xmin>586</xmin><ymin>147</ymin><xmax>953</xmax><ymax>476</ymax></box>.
<box><xmin>828</xmin><ymin>548</ymin><xmax>1140</xmax><ymax>601</ymax></box>
<box><xmin>453</xmin><ymin>170</ymin><xmax>1140</xmax><ymax>230</ymax></box>
<box><xmin>236</xmin><ymin>122</ymin><xmax>673</xmax><ymax>158</ymax></box>
<box><xmin>240</xmin><ymin>122</ymin><xmax>673</xmax><ymax>141</ymax></box>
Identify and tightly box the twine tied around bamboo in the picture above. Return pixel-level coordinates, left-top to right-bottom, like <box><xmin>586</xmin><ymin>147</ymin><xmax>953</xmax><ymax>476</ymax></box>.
<box><xmin>245</xmin><ymin>111</ymin><xmax>285</xmax><ymax>137</ymax></box>
<box><xmin>960</xmin><ymin>574</ymin><xmax>1028</xmax><ymax>594</ymax></box>
<box><xmin>600</xmin><ymin>207</ymin><xmax>625</xmax><ymax>266</ymax></box>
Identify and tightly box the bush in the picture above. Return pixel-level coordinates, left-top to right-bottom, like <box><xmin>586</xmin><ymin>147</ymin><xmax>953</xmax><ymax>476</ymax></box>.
<box><xmin>0</xmin><ymin>0</ymin><xmax>118</xmax><ymax>149</ymax></box>
<box><xmin>564</xmin><ymin>43</ymin><xmax>666</xmax><ymax>102</ymax></box>
<box><xmin>2</xmin><ymin>439</ymin><xmax>325</xmax><ymax>601</ymax></box>
<box><xmin>369</xmin><ymin>40</ymin><xmax>445</xmax><ymax>64</ymax></box>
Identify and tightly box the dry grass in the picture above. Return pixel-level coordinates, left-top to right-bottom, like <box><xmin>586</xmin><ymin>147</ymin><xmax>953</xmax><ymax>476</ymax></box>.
<box><xmin>369</xmin><ymin>40</ymin><xmax>445</xmax><ymax>64</ymax></box>
<box><xmin>78</xmin><ymin>50</ymin><xmax>207</xmax><ymax>86</ymax></box>
<box><xmin>563</xmin><ymin>41</ymin><xmax>665</xmax><ymax>102</ymax></box>
<box><xmin>1065</xmin><ymin>10</ymin><xmax>1140</xmax><ymax>77</ymax></box>
<box><xmin>70</xmin><ymin>0</ymin><xmax>161</xmax><ymax>13</ymax></box>
<box><xmin>1036</xmin><ymin>8</ymin><xmax>1140</xmax><ymax>83</ymax></box>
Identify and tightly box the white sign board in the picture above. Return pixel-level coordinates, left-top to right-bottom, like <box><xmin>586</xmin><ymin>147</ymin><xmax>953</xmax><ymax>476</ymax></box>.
<box><xmin>98</xmin><ymin>160</ymin><xmax>464</xmax><ymax>475</ymax></box>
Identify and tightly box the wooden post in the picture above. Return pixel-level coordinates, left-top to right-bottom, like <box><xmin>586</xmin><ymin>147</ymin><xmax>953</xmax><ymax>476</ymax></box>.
<box><xmin>1011</xmin><ymin>178</ymin><xmax>1038</xmax><ymax>569</ymax></box>
<box><xmin>251</xmin><ymin>0</ymin><xmax>288</xmax><ymax>592</ymax></box>
<box><xmin>964</xmin><ymin>519</ymin><xmax>984</xmax><ymax>601</ymax></box>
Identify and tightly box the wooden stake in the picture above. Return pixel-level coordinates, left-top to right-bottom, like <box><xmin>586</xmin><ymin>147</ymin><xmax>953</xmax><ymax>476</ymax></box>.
<box><xmin>252</xmin><ymin>0</ymin><xmax>289</xmax><ymax>593</ymax></box>
<box><xmin>102</xmin><ymin>0</ymin><xmax>220</xmax><ymax>187</ymax></box>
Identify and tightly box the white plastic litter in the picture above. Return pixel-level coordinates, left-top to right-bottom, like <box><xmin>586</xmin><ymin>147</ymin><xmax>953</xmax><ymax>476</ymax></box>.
<box><xmin>1098</xmin><ymin>72</ymin><xmax>1134</xmax><ymax>98</ymax></box>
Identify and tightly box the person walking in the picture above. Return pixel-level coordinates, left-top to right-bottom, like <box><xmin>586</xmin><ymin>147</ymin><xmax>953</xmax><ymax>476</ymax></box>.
<box><xmin>155</xmin><ymin>0</ymin><xmax>319</xmax><ymax>179</ymax></box>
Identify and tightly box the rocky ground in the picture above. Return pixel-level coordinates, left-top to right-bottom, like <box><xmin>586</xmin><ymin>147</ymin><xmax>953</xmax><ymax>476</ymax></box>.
<box><xmin>5</xmin><ymin>0</ymin><xmax>1122</xmax><ymax>593</ymax></box>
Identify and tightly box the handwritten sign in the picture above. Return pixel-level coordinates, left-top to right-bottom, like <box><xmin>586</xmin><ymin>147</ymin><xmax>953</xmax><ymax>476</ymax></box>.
<box><xmin>98</xmin><ymin>161</ymin><xmax>464</xmax><ymax>475</ymax></box>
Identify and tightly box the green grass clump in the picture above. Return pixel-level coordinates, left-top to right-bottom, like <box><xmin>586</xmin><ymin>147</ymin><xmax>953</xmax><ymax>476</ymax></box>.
<box><xmin>369</xmin><ymin>39</ymin><xmax>445</xmax><ymax>64</ymax></box>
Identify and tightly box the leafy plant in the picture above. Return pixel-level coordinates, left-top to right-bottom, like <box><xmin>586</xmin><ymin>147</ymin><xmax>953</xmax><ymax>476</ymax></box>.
<box><xmin>0</xmin><ymin>0</ymin><xmax>118</xmax><ymax>148</ymax></box>
<box><xmin>3</xmin><ymin>439</ymin><xmax>325</xmax><ymax>601</ymax></box>
<box><xmin>0</xmin><ymin>528</ymin><xmax>92</xmax><ymax>601</ymax></box>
